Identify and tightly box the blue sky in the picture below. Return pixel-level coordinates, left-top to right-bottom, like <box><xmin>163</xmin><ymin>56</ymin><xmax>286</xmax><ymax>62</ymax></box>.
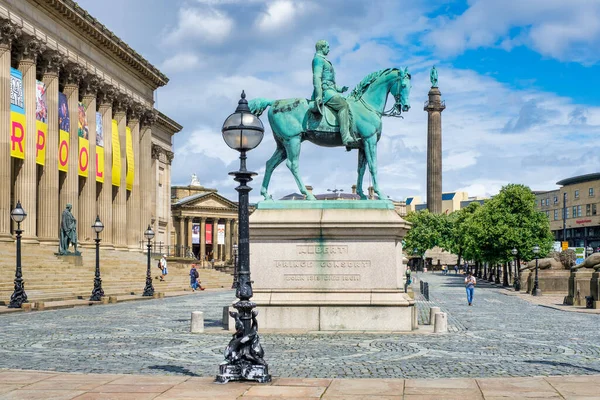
<box><xmin>77</xmin><ymin>0</ymin><xmax>600</xmax><ymax>203</ymax></box>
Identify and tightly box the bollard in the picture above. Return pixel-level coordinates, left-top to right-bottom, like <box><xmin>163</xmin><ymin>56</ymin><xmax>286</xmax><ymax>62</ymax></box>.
<box><xmin>424</xmin><ymin>282</ymin><xmax>429</xmax><ymax>300</ymax></box>
<box><xmin>420</xmin><ymin>280</ymin><xmax>424</xmax><ymax>294</ymax></box>
<box><xmin>108</xmin><ymin>296</ymin><xmax>118</xmax><ymax>304</ymax></box>
<box><xmin>434</xmin><ymin>312</ymin><xmax>448</xmax><ymax>333</ymax></box>
<box><xmin>36</xmin><ymin>302</ymin><xmax>45</xmax><ymax>311</ymax></box>
<box><xmin>429</xmin><ymin>306</ymin><xmax>441</xmax><ymax>325</ymax></box>
<box><xmin>412</xmin><ymin>305</ymin><xmax>418</xmax><ymax>330</ymax></box>
<box><xmin>191</xmin><ymin>311</ymin><xmax>204</xmax><ymax>333</ymax></box>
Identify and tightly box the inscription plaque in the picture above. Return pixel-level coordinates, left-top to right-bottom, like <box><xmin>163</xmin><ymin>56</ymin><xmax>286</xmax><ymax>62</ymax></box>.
<box><xmin>284</xmin><ymin>274</ymin><xmax>361</xmax><ymax>282</ymax></box>
<box><xmin>275</xmin><ymin>260</ymin><xmax>370</xmax><ymax>268</ymax></box>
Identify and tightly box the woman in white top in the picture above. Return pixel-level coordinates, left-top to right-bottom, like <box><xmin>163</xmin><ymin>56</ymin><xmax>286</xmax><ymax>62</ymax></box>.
<box><xmin>465</xmin><ymin>271</ymin><xmax>476</xmax><ymax>306</ymax></box>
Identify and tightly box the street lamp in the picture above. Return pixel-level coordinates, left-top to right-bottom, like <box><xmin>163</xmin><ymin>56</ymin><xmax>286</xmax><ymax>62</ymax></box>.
<box><xmin>90</xmin><ymin>215</ymin><xmax>105</xmax><ymax>301</ymax></box>
<box><xmin>231</xmin><ymin>243</ymin><xmax>239</xmax><ymax>289</ymax></box>
<box><xmin>586</xmin><ymin>246</ymin><xmax>593</xmax><ymax>258</ymax></box>
<box><xmin>532</xmin><ymin>244</ymin><xmax>541</xmax><ymax>296</ymax></box>
<box><xmin>143</xmin><ymin>225</ymin><xmax>155</xmax><ymax>297</ymax></box>
<box><xmin>512</xmin><ymin>248</ymin><xmax>520</xmax><ymax>291</ymax></box>
<box><xmin>216</xmin><ymin>91</ymin><xmax>270</xmax><ymax>384</ymax></box>
<box><xmin>8</xmin><ymin>201</ymin><xmax>27</xmax><ymax>308</ymax></box>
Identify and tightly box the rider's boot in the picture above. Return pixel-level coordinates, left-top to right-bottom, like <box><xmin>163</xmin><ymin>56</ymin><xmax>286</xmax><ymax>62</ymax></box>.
<box><xmin>338</xmin><ymin>108</ymin><xmax>357</xmax><ymax>151</ymax></box>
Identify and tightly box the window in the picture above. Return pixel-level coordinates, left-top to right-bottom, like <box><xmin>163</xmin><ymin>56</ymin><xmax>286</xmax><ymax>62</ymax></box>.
<box><xmin>587</xmin><ymin>204</ymin><xmax>591</xmax><ymax>216</ymax></box>
<box><xmin>554</xmin><ymin>196</ymin><xmax>558</xmax><ymax>204</ymax></box>
<box><xmin>573</xmin><ymin>206</ymin><xmax>577</xmax><ymax>217</ymax></box>
<box><xmin>545</xmin><ymin>198</ymin><xmax>549</xmax><ymax>206</ymax></box>
<box><xmin>594</xmin><ymin>204</ymin><xmax>597</xmax><ymax>216</ymax></box>
<box><xmin>554</xmin><ymin>210</ymin><xmax>559</xmax><ymax>220</ymax></box>
<box><xmin>575</xmin><ymin>190</ymin><xmax>580</xmax><ymax>199</ymax></box>
<box><xmin>590</xmin><ymin>188</ymin><xmax>595</xmax><ymax>197</ymax></box>
<box><xmin>546</xmin><ymin>211</ymin><xmax>550</xmax><ymax>219</ymax></box>
<box><xmin>565</xmin><ymin>208</ymin><xmax>570</xmax><ymax>219</ymax></box>
<box><xmin>577</xmin><ymin>205</ymin><xmax>582</xmax><ymax>217</ymax></box>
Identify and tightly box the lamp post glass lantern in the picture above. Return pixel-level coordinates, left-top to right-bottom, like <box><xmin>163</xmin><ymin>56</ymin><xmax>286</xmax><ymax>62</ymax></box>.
<box><xmin>8</xmin><ymin>201</ymin><xmax>27</xmax><ymax>308</ymax></box>
<box><xmin>216</xmin><ymin>91</ymin><xmax>270</xmax><ymax>384</ymax></box>
<box><xmin>90</xmin><ymin>215</ymin><xmax>105</xmax><ymax>301</ymax></box>
<box><xmin>512</xmin><ymin>248</ymin><xmax>520</xmax><ymax>291</ymax></box>
<box><xmin>532</xmin><ymin>244</ymin><xmax>541</xmax><ymax>296</ymax></box>
<box><xmin>143</xmin><ymin>225</ymin><xmax>155</xmax><ymax>297</ymax></box>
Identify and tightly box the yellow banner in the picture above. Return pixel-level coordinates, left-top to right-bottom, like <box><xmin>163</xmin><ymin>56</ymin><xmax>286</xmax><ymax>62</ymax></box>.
<box><xmin>96</xmin><ymin>146</ymin><xmax>104</xmax><ymax>183</ymax></box>
<box><xmin>78</xmin><ymin>137</ymin><xmax>89</xmax><ymax>177</ymax></box>
<box><xmin>111</xmin><ymin>119</ymin><xmax>120</xmax><ymax>187</ymax></box>
<box><xmin>58</xmin><ymin>130</ymin><xmax>69</xmax><ymax>172</ymax></box>
<box><xmin>35</xmin><ymin>120</ymin><xmax>47</xmax><ymax>166</ymax></box>
<box><xmin>10</xmin><ymin>111</ymin><xmax>26</xmax><ymax>159</ymax></box>
<box><xmin>125</xmin><ymin>126</ymin><xmax>134</xmax><ymax>191</ymax></box>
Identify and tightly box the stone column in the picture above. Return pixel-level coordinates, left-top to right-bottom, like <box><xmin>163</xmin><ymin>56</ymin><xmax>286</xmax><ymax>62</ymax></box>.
<box><xmin>112</xmin><ymin>95</ymin><xmax>129</xmax><ymax>250</ymax></box>
<box><xmin>213</xmin><ymin>219</ymin><xmax>219</xmax><ymax>261</ymax></box>
<box><xmin>187</xmin><ymin>217</ymin><xmax>193</xmax><ymax>249</ymax></box>
<box><xmin>37</xmin><ymin>51</ymin><xmax>63</xmax><ymax>245</ymax></box>
<box><xmin>165</xmin><ymin>151</ymin><xmax>174</xmax><ymax>248</ymax></box>
<box><xmin>200</xmin><ymin>217</ymin><xmax>206</xmax><ymax>261</ymax></box>
<box><xmin>97</xmin><ymin>86</ymin><xmax>115</xmax><ymax>249</ymax></box>
<box><xmin>150</xmin><ymin>143</ymin><xmax>160</xmax><ymax>232</ymax></box>
<box><xmin>127</xmin><ymin>105</ymin><xmax>142</xmax><ymax>251</ymax></box>
<box><xmin>59</xmin><ymin>63</ymin><xmax>85</xmax><ymax>230</ymax></box>
<box><xmin>139</xmin><ymin>110</ymin><xmax>156</xmax><ymax>245</ymax></box>
<box><xmin>225</xmin><ymin>218</ymin><xmax>231</xmax><ymax>262</ymax></box>
<box><xmin>424</xmin><ymin>86</ymin><xmax>445</xmax><ymax>214</ymax></box>
<box><xmin>79</xmin><ymin>75</ymin><xmax>101</xmax><ymax>247</ymax></box>
<box><xmin>174</xmin><ymin>216</ymin><xmax>181</xmax><ymax>256</ymax></box>
<box><xmin>0</xmin><ymin>20</ymin><xmax>19</xmax><ymax>242</ymax></box>
<box><xmin>15</xmin><ymin>36</ymin><xmax>45</xmax><ymax>243</ymax></box>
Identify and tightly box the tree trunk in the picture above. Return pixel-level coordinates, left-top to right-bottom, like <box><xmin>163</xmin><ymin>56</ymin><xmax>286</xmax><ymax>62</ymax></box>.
<box><xmin>502</xmin><ymin>262</ymin><xmax>509</xmax><ymax>286</ymax></box>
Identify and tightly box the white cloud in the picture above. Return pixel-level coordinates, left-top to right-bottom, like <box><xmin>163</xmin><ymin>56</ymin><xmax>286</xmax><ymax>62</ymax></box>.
<box><xmin>164</xmin><ymin>7</ymin><xmax>233</xmax><ymax>45</ymax></box>
<box><xmin>256</xmin><ymin>0</ymin><xmax>305</xmax><ymax>32</ymax></box>
<box><xmin>160</xmin><ymin>52</ymin><xmax>202</xmax><ymax>73</ymax></box>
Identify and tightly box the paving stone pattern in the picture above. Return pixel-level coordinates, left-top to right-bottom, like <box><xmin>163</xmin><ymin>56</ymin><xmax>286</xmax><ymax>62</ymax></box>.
<box><xmin>1</xmin><ymin>274</ymin><xmax>599</xmax><ymax>379</ymax></box>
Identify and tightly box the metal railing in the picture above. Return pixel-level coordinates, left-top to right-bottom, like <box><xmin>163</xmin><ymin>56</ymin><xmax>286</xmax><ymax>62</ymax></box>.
<box><xmin>424</xmin><ymin>99</ymin><xmax>446</xmax><ymax>108</ymax></box>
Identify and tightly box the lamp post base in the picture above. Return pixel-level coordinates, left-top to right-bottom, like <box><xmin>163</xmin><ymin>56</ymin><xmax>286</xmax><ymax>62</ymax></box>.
<box><xmin>532</xmin><ymin>288</ymin><xmax>542</xmax><ymax>296</ymax></box>
<box><xmin>215</xmin><ymin>363</ymin><xmax>271</xmax><ymax>384</ymax></box>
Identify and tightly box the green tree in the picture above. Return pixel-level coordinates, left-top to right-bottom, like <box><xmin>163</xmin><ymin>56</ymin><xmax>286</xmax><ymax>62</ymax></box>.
<box><xmin>444</xmin><ymin>202</ymin><xmax>482</xmax><ymax>267</ymax></box>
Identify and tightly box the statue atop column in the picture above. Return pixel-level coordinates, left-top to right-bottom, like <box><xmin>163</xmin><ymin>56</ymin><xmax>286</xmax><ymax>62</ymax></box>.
<box><xmin>430</xmin><ymin>66</ymin><xmax>438</xmax><ymax>88</ymax></box>
<box><xmin>58</xmin><ymin>204</ymin><xmax>80</xmax><ymax>255</ymax></box>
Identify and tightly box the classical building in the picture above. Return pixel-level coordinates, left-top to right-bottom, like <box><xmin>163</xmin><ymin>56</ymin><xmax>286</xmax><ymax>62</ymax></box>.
<box><xmin>0</xmin><ymin>0</ymin><xmax>180</xmax><ymax>251</ymax></box>
<box><xmin>535</xmin><ymin>173</ymin><xmax>600</xmax><ymax>249</ymax></box>
<box><xmin>406</xmin><ymin>192</ymin><xmax>487</xmax><ymax>214</ymax></box>
<box><xmin>171</xmin><ymin>177</ymin><xmax>238</xmax><ymax>263</ymax></box>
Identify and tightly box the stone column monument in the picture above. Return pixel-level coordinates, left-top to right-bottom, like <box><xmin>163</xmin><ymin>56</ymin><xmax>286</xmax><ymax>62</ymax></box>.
<box><xmin>424</xmin><ymin>66</ymin><xmax>445</xmax><ymax>214</ymax></box>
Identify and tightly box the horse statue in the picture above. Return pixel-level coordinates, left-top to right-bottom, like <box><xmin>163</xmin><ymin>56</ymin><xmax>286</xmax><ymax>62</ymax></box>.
<box><xmin>249</xmin><ymin>67</ymin><xmax>411</xmax><ymax>200</ymax></box>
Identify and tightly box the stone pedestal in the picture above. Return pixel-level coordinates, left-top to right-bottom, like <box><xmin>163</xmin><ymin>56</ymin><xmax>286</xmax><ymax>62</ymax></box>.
<box><xmin>590</xmin><ymin>271</ymin><xmax>600</xmax><ymax>308</ymax></box>
<box><xmin>519</xmin><ymin>270</ymin><xmax>531</xmax><ymax>292</ymax></box>
<box><xmin>247</xmin><ymin>200</ymin><xmax>414</xmax><ymax>331</ymax></box>
<box><xmin>564</xmin><ymin>269</ymin><xmax>594</xmax><ymax>305</ymax></box>
<box><xmin>526</xmin><ymin>270</ymin><xmax>569</xmax><ymax>295</ymax></box>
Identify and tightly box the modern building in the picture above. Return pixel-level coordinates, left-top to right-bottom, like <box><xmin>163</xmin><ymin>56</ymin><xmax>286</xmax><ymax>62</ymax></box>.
<box><xmin>535</xmin><ymin>173</ymin><xmax>600</xmax><ymax>249</ymax></box>
<box><xmin>0</xmin><ymin>0</ymin><xmax>180</xmax><ymax>251</ymax></box>
<box><xmin>406</xmin><ymin>192</ymin><xmax>487</xmax><ymax>214</ymax></box>
<box><xmin>170</xmin><ymin>176</ymin><xmax>239</xmax><ymax>263</ymax></box>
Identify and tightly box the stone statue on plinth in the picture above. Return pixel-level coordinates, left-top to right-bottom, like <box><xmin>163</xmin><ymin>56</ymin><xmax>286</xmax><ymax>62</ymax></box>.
<box><xmin>58</xmin><ymin>203</ymin><xmax>80</xmax><ymax>255</ymax></box>
<box><xmin>190</xmin><ymin>173</ymin><xmax>201</xmax><ymax>187</ymax></box>
<box><xmin>430</xmin><ymin>66</ymin><xmax>438</xmax><ymax>88</ymax></box>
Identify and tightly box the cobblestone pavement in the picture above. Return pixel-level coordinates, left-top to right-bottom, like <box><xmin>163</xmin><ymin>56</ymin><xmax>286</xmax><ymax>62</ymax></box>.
<box><xmin>1</xmin><ymin>274</ymin><xmax>600</xmax><ymax>379</ymax></box>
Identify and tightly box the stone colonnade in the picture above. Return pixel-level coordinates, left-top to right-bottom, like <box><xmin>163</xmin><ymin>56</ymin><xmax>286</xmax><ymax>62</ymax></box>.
<box><xmin>0</xmin><ymin>17</ymin><xmax>168</xmax><ymax>250</ymax></box>
<box><xmin>173</xmin><ymin>216</ymin><xmax>237</xmax><ymax>263</ymax></box>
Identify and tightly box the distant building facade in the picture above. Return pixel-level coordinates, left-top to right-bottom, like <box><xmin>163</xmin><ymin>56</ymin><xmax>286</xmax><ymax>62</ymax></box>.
<box><xmin>406</xmin><ymin>192</ymin><xmax>487</xmax><ymax>214</ymax></box>
<box><xmin>535</xmin><ymin>173</ymin><xmax>600</xmax><ymax>249</ymax></box>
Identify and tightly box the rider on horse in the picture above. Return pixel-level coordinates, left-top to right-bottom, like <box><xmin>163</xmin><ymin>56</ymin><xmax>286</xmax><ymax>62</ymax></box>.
<box><xmin>312</xmin><ymin>40</ymin><xmax>357</xmax><ymax>150</ymax></box>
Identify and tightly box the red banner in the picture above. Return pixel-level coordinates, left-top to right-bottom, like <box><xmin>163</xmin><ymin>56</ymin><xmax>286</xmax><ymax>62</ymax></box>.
<box><xmin>205</xmin><ymin>224</ymin><xmax>212</xmax><ymax>244</ymax></box>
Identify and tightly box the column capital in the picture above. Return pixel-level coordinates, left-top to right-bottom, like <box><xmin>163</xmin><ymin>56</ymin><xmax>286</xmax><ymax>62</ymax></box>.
<box><xmin>0</xmin><ymin>19</ymin><xmax>21</xmax><ymax>50</ymax></box>
<box><xmin>151</xmin><ymin>143</ymin><xmax>162</xmax><ymax>160</ymax></box>
<box><xmin>127</xmin><ymin>102</ymin><xmax>145</xmax><ymax>124</ymax></box>
<box><xmin>80</xmin><ymin>74</ymin><xmax>102</xmax><ymax>99</ymax></box>
<box><xmin>61</xmin><ymin>62</ymin><xmax>86</xmax><ymax>87</ymax></box>
<box><xmin>14</xmin><ymin>35</ymin><xmax>46</xmax><ymax>64</ymax></box>
<box><xmin>98</xmin><ymin>84</ymin><xmax>117</xmax><ymax>107</ymax></box>
<box><xmin>39</xmin><ymin>49</ymin><xmax>65</xmax><ymax>77</ymax></box>
<box><xmin>165</xmin><ymin>151</ymin><xmax>174</xmax><ymax>165</ymax></box>
<box><xmin>141</xmin><ymin>109</ymin><xmax>158</xmax><ymax>127</ymax></box>
<box><xmin>112</xmin><ymin>93</ymin><xmax>131</xmax><ymax>118</ymax></box>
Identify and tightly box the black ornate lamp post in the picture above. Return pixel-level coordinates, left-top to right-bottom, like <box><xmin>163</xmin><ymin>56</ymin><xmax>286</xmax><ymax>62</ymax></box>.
<box><xmin>143</xmin><ymin>225</ymin><xmax>155</xmax><ymax>297</ymax></box>
<box><xmin>216</xmin><ymin>91</ymin><xmax>270</xmax><ymax>384</ymax></box>
<box><xmin>8</xmin><ymin>201</ymin><xmax>27</xmax><ymax>308</ymax></box>
<box><xmin>90</xmin><ymin>215</ymin><xmax>105</xmax><ymax>301</ymax></box>
<box><xmin>512</xmin><ymin>247</ymin><xmax>520</xmax><ymax>291</ymax></box>
<box><xmin>231</xmin><ymin>243</ymin><xmax>239</xmax><ymax>289</ymax></box>
<box><xmin>532</xmin><ymin>244</ymin><xmax>541</xmax><ymax>296</ymax></box>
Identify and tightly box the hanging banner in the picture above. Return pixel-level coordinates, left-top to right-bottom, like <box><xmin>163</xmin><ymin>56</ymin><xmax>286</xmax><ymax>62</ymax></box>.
<box><xmin>125</xmin><ymin>126</ymin><xmax>134</xmax><ymax>191</ymax></box>
<box><xmin>205</xmin><ymin>224</ymin><xmax>212</xmax><ymax>245</ymax></box>
<box><xmin>111</xmin><ymin>119</ymin><xmax>120</xmax><ymax>186</ymax></box>
<box><xmin>78</xmin><ymin>103</ymin><xmax>89</xmax><ymax>177</ymax></box>
<box><xmin>58</xmin><ymin>92</ymin><xmax>69</xmax><ymax>172</ymax></box>
<box><xmin>95</xmin><ymin>113</ymin><xmax>104</xmax><ymax>183</ymax></box>
<box><xmin>217</xmin><ymin>224</ymin><xmax>225</xmax><ymax>244</ymax></box>
<box><xmin>10</xmin><ymin>68</ymin><xmax>25</xmax><ymax>160</ymax></box>
<box><xmin>35</xmin><ymin>80</ymin><xmax>47</xmax><ymax>166</ymax></box>
<box><xmin>192</xmin><ymin>223</ymin><xmax>200</xmax><ymax>244</ymax></box>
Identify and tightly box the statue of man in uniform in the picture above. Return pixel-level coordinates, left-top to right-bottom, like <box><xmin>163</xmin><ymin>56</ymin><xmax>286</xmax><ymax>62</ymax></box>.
<box><xmin>59</xmin><ymin>203</ymin><xmax>79</xmax><ymax>255</ymax></box>
<box><xmin>312</xmin><ymin>40</ymin><xmax>356</xmax><ymax>149</ymax></box>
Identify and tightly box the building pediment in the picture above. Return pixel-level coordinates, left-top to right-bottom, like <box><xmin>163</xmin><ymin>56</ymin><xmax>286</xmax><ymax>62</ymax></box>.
<box><xmin>175</xmin><ymin>192</ymin><xmax>237</xmax><ymax>211</ymax></box>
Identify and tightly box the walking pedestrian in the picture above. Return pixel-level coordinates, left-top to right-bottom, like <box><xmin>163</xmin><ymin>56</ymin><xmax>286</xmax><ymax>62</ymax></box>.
<box><xmin>454</xmin><ymin>265</ymin><xmax>458</xmax><ymax>275</ymax></box>
<box><xmin>159</xmin><ymin>254</ymin><xmax>168</xmax><ymax>281</ymax></box>
<box><xmin>465</xmin><ymin>271</ymin><xmax>476</xmax><ymax>306</ymax></box>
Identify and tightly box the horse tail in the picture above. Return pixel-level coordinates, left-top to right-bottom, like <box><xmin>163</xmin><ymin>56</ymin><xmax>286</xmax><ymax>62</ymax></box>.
<box><xmin>249</xmin><ymin>98</ymin><xmax>273</xmax><ymax>117</ymax></box>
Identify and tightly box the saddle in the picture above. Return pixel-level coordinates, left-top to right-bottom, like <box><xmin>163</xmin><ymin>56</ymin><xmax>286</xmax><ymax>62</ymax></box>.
<box><xmin>305</xmin><ymin>101</ymin><xmax>360</xmax><ymax>147</ymax></box>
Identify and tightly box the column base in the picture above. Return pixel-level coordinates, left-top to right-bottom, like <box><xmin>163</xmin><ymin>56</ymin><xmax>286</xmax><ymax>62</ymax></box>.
<box><xmin>38</xmin><ymin>238</ymin><xmax>60</xmax><ymax>246</ymax></box>
<box><xmin>215</xmin><ymin>363</ymin><xmax>271</xmax><ymax>384</ymax></box>
<box><xmin>100</xmin><ymin>243</ymin><xmax>115</xmax><ymax>250</ymax></box>
<box><xmin>532</xmin><ymin>288</ymin><xmax>542</xmax><ymax>296</ymax></box>
<box><xmin>0</xmin><ymin>232</ymin><xmax>14</xmax><ymax>242</ymax></box>
<box><xmin>21</xmin><ymin>236</ymin><xmax>40</xmax><ymax>245</ymax></box>
<box><xmin>127</xmin><ymin>245</ymin><xmax>142</xmax><ymax>252</ymax></box>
